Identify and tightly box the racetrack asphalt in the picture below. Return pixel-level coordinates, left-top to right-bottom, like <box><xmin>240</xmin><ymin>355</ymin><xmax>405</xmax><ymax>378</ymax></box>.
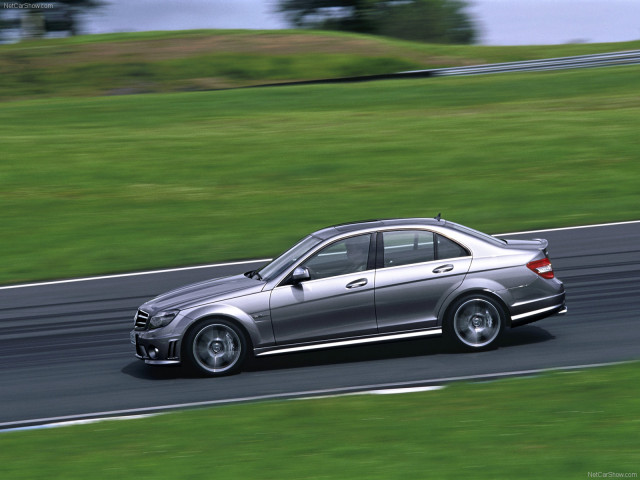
<box><xmin>1</xmin><ymin>221</ymin><xmax>639</xmax><ymax>429</ymax></box>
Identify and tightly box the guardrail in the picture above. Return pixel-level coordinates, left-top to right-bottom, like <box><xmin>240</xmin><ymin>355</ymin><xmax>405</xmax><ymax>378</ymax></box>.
<box><xmin>251</xmin><ymin>50</ymin><xmax>640</xmax><ymax>90</ymax></box>
<box><xmin>406</xmin><ymin>50</ymin><xmax>640</xmax><ymax>77</ymax></box>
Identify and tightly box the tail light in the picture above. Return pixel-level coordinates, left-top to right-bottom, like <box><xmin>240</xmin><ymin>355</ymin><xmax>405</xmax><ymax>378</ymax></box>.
<box><xmin>527</xmin><ymin>258</ymin><xmax>554</xmax><ymax>279</ymax></box>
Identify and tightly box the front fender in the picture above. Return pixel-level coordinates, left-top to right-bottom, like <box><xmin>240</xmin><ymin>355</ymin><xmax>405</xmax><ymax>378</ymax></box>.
<box><xmin>183</xmin><ymin>302</ymin><xmax>274</xmax><ymax>349</ymax></box>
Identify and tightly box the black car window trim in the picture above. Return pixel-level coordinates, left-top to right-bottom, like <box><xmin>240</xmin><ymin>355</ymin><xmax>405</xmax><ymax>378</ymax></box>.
<box><xmin>367</xmin><ymin>232</ymin><xmax>378</xmax><ymax>271</ymax></box>
<box><xmin>375</xmin><ymin>231</ymin><xmax>385</xmax><ymax>269</ymax></box>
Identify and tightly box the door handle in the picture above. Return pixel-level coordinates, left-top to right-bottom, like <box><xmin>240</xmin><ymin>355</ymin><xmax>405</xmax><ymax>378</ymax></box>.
<box><xmin>346</xmin><ymin>278</ymin><xmax>368</xmax><ymax>289</ymax></box>
<box><xmin>433</xmin><ymin>264</ymin><xmax>454</xmax><ymax>274</ymax></box>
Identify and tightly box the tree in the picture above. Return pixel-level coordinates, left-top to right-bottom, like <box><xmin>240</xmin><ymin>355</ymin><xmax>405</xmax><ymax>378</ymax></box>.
<box><xmin>279</xmin><ymin>0</ymin><xmax>381</xmax><ymax>33</ymax></box>
<box><xmin>0</xmin><ymin>8</ymin><xmax>21</xmax><ymax>42</ymax></box>
<box><xmin>278</xmin><ymin>0</ymin><xmax>476</xmax><ymax>44</ymax></box>
<box><xmin>1</xmin><ymin>0</ymin><xmax>104</xmax><ymax>40</ymax></box>
<box><xmin>378</xmin><ymin>0</ymin><xmax>475</xmax><ymax>44</ymax></box>
<box><xmin>48</xmin><ymin>0</ymin><xmax>105</xmax><ymax>36</ymax></box>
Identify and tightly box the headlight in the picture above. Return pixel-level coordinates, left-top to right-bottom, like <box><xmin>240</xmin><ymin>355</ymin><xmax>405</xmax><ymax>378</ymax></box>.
<box><xmin>149</xmin><ymin>310</ymin><xmax>179</xmax><ymax>329</ymax></box>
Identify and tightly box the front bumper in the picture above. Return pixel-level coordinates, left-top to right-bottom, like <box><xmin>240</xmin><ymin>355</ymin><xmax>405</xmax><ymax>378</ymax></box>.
<box><xmin>131</xmin><ymin>329</ymin><xmax>181</xmax><ymax>365</ymax></box>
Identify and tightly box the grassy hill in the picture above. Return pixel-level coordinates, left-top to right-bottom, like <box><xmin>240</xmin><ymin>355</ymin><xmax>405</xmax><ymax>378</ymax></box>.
<box><xmin>2</xmin><ymin>59</ymin><xmax>639</xmax><ymax>284</ymax></box>
<box><xmin>2</xmin><ymin>29</ymin><xmax>640</xmax><ymax>100</ymax></box>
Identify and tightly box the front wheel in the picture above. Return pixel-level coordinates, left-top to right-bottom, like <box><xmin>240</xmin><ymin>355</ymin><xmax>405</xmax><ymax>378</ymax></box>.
<box><xmin>184</xmin><ymin>319</ymin><xmax>247</xmax><ymax>376</ymax></box>
<box><xmin>445</xmin><ymin>295</ymin><xmax>505</xmax><ymax>350</ymax></box>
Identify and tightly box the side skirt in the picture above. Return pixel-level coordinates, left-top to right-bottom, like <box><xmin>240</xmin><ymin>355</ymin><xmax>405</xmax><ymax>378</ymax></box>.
<box><xmin>255</xmin><ymin>329</ymin><xmax>442</xmax><ymax>357</ymax></box>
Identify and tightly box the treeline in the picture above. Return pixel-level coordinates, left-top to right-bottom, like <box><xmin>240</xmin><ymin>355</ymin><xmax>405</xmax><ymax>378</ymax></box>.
<box><xmin>278</xmin><ymin>0</ymin><xmax>476</xmax><ymax>44</ymax></box>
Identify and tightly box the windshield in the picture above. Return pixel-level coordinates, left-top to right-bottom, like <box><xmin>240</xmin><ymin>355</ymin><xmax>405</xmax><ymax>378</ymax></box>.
<box><xmin>258</xmin><ymin>235</ymin><xmax>323</xmax><ymax>281</ymax></box>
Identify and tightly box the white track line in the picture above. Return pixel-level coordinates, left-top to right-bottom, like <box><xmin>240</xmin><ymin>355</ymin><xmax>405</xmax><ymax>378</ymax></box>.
<box><xmin>2</xmin><ymin>414</ymin><xmax>158</xmax><ymax>433</ymax></box>
<box><xmin>0</xmin><ymin>360</ymin><xmax>631</xmax><ymax>432</ymax></box>
<box><xmin>495</xmin><ymin>219</ymin><xmax>640</xmax><ymax>236</ymax></box>
<box><xmin>4</xmin><ymin>387</ymin><xmax>448</xmax><ymax>432</ymax></box>
<box><xmin>1</xmin><ymin>219</ymin><xmax>639</xmax><ymax>291</ymax></box>
<box><xmin>297</xmin><ymin>385</ymin><xmax>446</xmax><ymax>401</ymax></box>
<box><xmin>367</xmin><ymin>386</ymin><xmax>445</xmax><ymax>394</ymax></box>
<box><xmin>0</xmin><ymin>259</ymin><xmax>272</xmax><ymax>291</ymax></box>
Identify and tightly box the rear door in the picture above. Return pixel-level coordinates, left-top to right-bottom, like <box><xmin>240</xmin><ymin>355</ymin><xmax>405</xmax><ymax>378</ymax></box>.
<box><xmin>374</xmin><ymin>230</ymin><xmax>471</xmax><ymax>332</ymax></box>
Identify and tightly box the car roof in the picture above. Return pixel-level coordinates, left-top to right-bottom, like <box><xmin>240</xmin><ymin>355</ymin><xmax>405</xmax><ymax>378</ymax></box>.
<box><xmin>311</xmin><ymin>218</ymin><xmax>444</xmax><ymax>240</ymax></box>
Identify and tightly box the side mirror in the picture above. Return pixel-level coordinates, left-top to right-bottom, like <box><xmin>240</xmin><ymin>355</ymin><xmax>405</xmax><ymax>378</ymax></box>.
<box><xmin>291</xmin><ymin>266</ymin><xmax>311</xmax><ymax>284</ymax></box>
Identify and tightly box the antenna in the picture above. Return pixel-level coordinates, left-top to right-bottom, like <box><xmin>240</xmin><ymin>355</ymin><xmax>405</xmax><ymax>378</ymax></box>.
<box><xmin>435</xmin><ymin>212</ymin><xmax>441</xmax><ymax>221</ymax></box>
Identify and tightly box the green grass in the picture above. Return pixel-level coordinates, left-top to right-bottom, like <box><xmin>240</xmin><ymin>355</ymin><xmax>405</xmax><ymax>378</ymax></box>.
<box><xmin>2</xmin><ymin>30</ymin><xmax>638</xmax><ymax>479</ymax></box>
<box><xmin>2</xmin><ymin>362</ymin><xmax>639</xmax><ymax>479</ymax></box>
<box><xmin>2</xmin><ymin>29</ymin><xmax>640</xmax><ymax>100</ymax></box>
<box><xmin>1</xmin><ymin>64</ymin><xmax>639</xmax><ymax>284</ymax></box>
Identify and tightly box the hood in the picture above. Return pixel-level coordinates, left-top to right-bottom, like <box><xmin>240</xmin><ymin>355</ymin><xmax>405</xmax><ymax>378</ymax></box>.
<box><xmin>141</xmin><ymin>274</ymin><xmax>264</xmax><ymax>313</ymax></box>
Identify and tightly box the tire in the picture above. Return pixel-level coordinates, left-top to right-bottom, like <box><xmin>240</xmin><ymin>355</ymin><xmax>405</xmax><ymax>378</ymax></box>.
<box><xmin>184</xmin><ymin>319</ymin><xmax>247</xmax><ymax>376</ymax></box>
<box><xmin>445</xmin><ymin>294</ymin><xmax>505</xmax><ymax>351</ymax></box>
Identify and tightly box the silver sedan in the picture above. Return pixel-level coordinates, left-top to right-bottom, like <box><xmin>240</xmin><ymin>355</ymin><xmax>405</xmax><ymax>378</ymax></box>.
<box><xmin>131</xmin><ymin>217</ymin><xmax>566</xmax><ymax>376</ymax></box>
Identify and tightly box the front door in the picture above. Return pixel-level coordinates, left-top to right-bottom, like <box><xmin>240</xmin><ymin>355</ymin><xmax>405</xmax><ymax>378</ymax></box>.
<box><xmin>270</xmin><ymin>234</ymin><xmax>377</xmax><ymax>344</ymax></box>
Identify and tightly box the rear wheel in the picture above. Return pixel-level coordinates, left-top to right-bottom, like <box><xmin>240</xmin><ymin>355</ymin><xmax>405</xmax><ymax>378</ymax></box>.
<box><xmin>185</xmin><ymin>319</ymin><xmax>247</xmax><ymax>376</ymax></box>
<box><xmin>445</xmin><ymin>295</ymin><xmax>505</xmax><ymax>350</ymax></box>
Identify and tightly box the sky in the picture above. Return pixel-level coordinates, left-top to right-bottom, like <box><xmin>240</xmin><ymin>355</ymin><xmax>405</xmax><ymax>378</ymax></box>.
<box><xmin>67</xmin><ymin>0</ymin><xmax>640</xmax><ymax>46</ymax></box>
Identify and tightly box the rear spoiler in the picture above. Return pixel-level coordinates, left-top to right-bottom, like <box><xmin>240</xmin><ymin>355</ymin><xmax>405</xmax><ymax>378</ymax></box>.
<box><xmin>535</xmin><ymin>238</ymin><xmax>550</xmax><ymax>257</ymax></box>
<box><xmin>532</xmin><ymin>238</ymin><xmax>549</xmax><ymax>252</ymax></box>
<box><xmin>503</xmin><ymin>237</ymin><xmax>549</xmax><ymax>256</ymax></box>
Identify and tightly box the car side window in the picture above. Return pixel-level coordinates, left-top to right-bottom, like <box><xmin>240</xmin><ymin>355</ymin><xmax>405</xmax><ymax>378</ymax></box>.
<box><xmin>301</xmin><ymin>234</ymin><xmax>371</xmax><ymax>280</ymax></box>
<box><xmin>382</xmin><ymin>231</ymin><xmax>435</xmax><ymax>267</ymax></box>
<box><xmin>436</xmin><ymin>234</ymin><xmax>469</xmax><ymax>259</ymax></box>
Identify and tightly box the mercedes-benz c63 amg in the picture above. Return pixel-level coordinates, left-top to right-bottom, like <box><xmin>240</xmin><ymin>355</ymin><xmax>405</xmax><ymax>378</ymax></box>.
<box><xmin>131</xmin><ymin>217</ymin><xmax>566</xmax><ymax>376</ymax></box>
